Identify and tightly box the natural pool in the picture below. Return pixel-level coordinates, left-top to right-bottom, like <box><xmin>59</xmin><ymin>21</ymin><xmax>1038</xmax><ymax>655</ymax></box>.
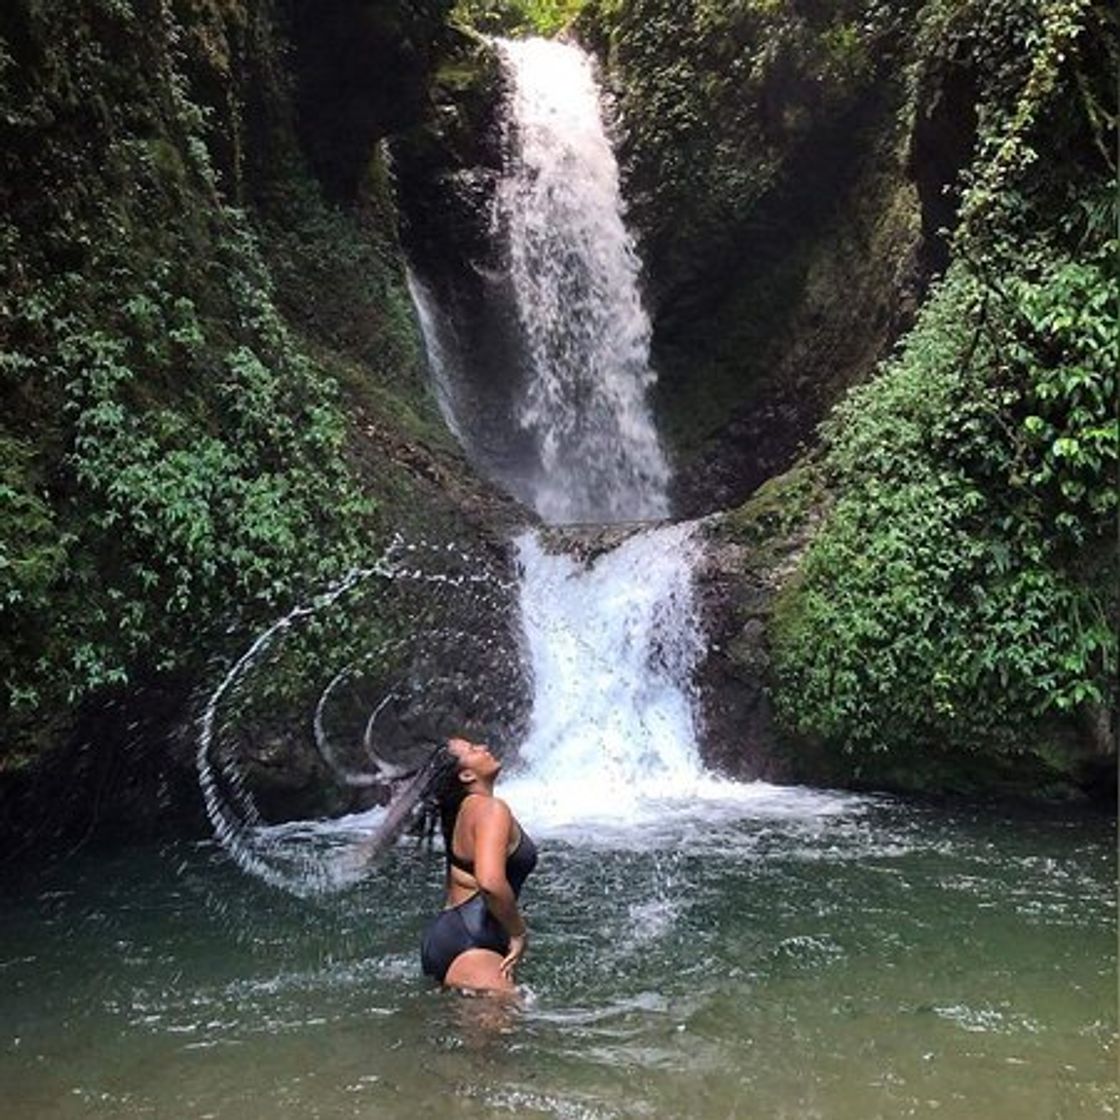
<box><xmin>1</xmin><ymin>789</ymin><xmax>1115</xmax><ymax>1119</ymax></box>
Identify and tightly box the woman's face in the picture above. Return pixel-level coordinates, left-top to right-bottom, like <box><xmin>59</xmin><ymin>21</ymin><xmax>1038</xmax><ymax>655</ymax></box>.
<box><xmin>448</xmin><ymin>737</ymin><xmax>501</xmax><ymax>783</ymax></box>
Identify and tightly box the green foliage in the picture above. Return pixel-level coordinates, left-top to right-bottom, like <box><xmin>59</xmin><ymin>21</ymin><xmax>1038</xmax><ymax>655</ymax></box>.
<box><xmin>452</xmin><ymin>0</ymin><xmax>586</xmax><ymax>36</ymax></box>
<box><xmin>768</xmin><ymin>0</ymin><xmax>1119</xmax><ymax>775</ymax></box>
<box><xmin>579</xmin><ymin>0</ymin><xmax>912</xmax><ymax>283</ymax></box>
<box><xmin>0</xmin><ymin>2</ymin><xmax>389</xmax><ymax>755</ymax></box>
<box><xmin>1005</xmin><ymin>250</ymin><xmax>1118</xmax><ymax>539</ymax></box>
<box><xmin>0</xmin><ymin>437</ymin><xmax>69</xmax><ymax>628</ymax></box>
<box><xmin>773</xmin><ymin>254</ymin><xmax>1116</xmax><ymax>759</ymax></box>
<box><xmin>258</xmin><ymin>159</ymin><xmax>441</xmax><ymax>442</ymax></box>
<box><xmin>770</xmin><ymin>0</ymin><xmax>1118</xmax><ymax>777</ymax></box>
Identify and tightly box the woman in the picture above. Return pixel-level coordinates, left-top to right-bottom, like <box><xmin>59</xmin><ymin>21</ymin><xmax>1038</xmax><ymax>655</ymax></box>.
<box><xmin>419</xmin><ymin>736</ymin><xmax>537</xmax><ymax>993</ymax></box>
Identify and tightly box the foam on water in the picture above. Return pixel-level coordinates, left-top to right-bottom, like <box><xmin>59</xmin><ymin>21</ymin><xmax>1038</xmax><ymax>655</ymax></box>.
<box><xmin>502</xmin><ymin>522</ymin><xmax>860</xmax><ymax>840</ymax></box>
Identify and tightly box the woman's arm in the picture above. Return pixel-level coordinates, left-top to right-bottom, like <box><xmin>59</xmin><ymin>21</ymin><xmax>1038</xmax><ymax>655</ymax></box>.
<box><xmin>470</xmin><ymin>799</ymin><xmax>527</xmax><ymax>938</ymax></box>
<box><xmin>470</xmin><ymin>798</ymin><xmax>528</xmax><ymax>979</ymax></box>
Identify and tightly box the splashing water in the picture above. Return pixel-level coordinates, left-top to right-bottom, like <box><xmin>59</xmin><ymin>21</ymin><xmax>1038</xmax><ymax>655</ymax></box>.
<box><xmin>504</xmin><ymin>525</ymin><xmax>701</xmax><ymax>824</ymax></box>
<box><xmin>502</xmin><ymin>523</ymin><xmax>850</xmax><ymax>839</ymax></box>
<box><xmin>197</xmin><ymin>565</ymin><xmax>389</xmax><ymax>896</ymax></box>
<box><xmin>196</xmin><ymin>537</ymin><xmax>523</xmax><ymax>897</ymax></box>
<box><xmin>196</xmin><ymin>525</ymin><xmax>851</xmax><ymax>897</ymax></box>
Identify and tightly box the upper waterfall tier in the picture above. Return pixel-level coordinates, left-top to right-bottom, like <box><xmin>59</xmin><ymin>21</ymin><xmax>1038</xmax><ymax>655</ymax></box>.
<box><xmin>401</xmin><ymin>37</ymin><xmax>671</xmax><ymax>525</ymax></box>
<box><xmin>497</xmin><ymin>37</ymin><xmax>670</xmax><ymax>524</ymax></box>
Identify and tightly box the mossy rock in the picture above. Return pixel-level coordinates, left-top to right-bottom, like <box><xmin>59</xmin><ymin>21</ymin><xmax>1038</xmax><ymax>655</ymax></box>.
<box><xmin>717</xmin><ymin>459</ymin><xmax>824</xmax><ymax>548</ymax></box>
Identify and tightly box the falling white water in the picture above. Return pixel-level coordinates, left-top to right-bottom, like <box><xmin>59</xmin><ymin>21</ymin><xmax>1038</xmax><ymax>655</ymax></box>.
<box><xmin>513</xmin><ymin>524</ymin><xmax>702</xmax><ymax>786</ymax></box>
<box><xmin>501</xmin><ymin>522</ymin><xmax>838</xmax><ymax>837</ymax></box>
<box><xmin>497</xmin><ymin>37</ymin><xmax>671</xmax><ymax>524</ymax></box>
<box><xmin>405</xmin><ymin>268</ymin><xmax>467</xmax><ymax>445</ymax></box>
<box><xmin>486</xmin><ymin>41</ymin><xmax>851</xmax><ymax>833</ymax></box>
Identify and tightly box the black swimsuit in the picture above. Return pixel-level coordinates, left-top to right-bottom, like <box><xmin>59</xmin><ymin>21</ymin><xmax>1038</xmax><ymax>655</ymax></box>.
<box><xmin>420</xmin><ymin>827</ymin><xmax>538</xmax><ymax>982</ymax></box>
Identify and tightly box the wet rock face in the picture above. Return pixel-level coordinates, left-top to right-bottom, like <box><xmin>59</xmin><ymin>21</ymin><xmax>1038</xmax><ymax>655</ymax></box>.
<box><xmin>390</xmin><ymin>37</ymin><xmax>539</xmax><ymax>482</ymax></box>
<box><xmin>0</xmin><ymin>680</ymin><xmax>212</xmax><ymax>850</ymax></box>
<box><xmin>533</xmin><ymin>522</ymin><xmax>656</xmax><ymax>566</ymax></box>
<box><xmin>692</xmin><ymin>519</ymin><xmax>812</xmax><ymax>783</ymax></box>
<box><xmin>656</xmin><ymin>118</ymin><xmax>927</xmax><ymax>520</ymax></box>
<box><xmin>285</xmin><ymin>0</ymin><xmax>456</xmax><ymax>202</ymax></box>
<box><xmin>688</xmin><ymin>462</ymin><xmax>828</xmax><ymax>781</ymax></box>
<box><xmin>672</xmin><ymin>394</ymin><xmax>821</xmax><ymax>521</ymax></box>
<box><xmin>390</xmin><ymin>36</ymin><xmax>507</xmax><ymax>282</ymax></box>
<box><xmin>693</xmin><ymin>555</ymin><xmax>789</xmax><ymax>782</ymax></box>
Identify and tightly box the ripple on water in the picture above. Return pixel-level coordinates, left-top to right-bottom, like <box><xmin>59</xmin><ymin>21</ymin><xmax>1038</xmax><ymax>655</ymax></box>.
<box><xmin>0</xmin><ymin>796</ymin><xmax>1114</xmax><ymax>1120</ymax></box>
<box><xmin>462</xmin><ymin>1083</ymin><xmax>623</xmax><ymax>1120</ymax></box>
<box><xmin>928</xmin><ymin>1003</ymin><xmax>1044</xmax><ymax>1035</ymax></box>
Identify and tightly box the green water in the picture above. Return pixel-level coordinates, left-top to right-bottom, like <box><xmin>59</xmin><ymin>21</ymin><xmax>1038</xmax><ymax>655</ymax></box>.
<box><xmin>1</xmin><ymin>794</ymin><xmax>1115</xmax><ymax>1119</ymax></box>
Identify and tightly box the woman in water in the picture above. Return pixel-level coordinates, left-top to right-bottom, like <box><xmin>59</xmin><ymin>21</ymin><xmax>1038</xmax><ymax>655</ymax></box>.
<box><xmin>418</xmin><ymin>736</ymin><xmax>537</xmax><ymax>993</ymax></box>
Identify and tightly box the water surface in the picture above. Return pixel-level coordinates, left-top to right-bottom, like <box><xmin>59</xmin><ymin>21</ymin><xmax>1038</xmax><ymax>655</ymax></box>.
<box><xmin>2</xmin><ymin>792</ymin><xmax>1115</xmax><ymax>1119</ymax></box>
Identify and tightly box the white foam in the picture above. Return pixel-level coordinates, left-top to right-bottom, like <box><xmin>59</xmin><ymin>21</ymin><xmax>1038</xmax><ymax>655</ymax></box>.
<box><xmin>500</xmin><ymin>522</ymin><xmax>863</xmax><ymax>842</ymax></box>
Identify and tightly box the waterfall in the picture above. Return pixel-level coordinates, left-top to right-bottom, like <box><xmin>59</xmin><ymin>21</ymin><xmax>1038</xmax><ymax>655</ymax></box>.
<box><xmin>497</xmin><ymin>37</ymin><xmax>670</xmax><ymax>524</ymax></box>
<box><xmin>402</xmin><ymin>37</ymin><xmax>731</xmax><ymax>830</ymax></box>
<box><xmin>482</xmin><ymin>38</ymin><xmax>721</xmax><ymax>825</ymax></box>
<box><xmin>405</xmin><ymin>268</ymin><xmax>467</xmax><ymax>446</ymax></box>
<box><xmin>198</xmin><ymin>40</ymin><xmax>826</xmax><ymax>889</ymax></box>
<box><xmin>502</xmin><ymin>524</ymin><xmax>707</xmax><ymax>828</ymax></box>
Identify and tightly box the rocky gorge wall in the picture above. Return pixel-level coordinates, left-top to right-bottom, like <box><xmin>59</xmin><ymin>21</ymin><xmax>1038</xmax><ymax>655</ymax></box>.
<box><xmin>1</xmin><ymin>0</ymin><xmax>1114</xmax><ymax>852</ymax></box>
<box><xmin>577</xmin><ymin>0</ymin><xmax>931</xmax><ymax>515</ymax></box>
<box><xmin>0</xmin><ymin>0</ymin><xmax>531</xmax><ymax>851</ymax></box>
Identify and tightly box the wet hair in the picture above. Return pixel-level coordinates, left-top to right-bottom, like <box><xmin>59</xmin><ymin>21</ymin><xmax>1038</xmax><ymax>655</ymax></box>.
<box><xmin>416</xmin><ymin>742</ymin><xmax>472</xmax><ymax>854</ymax></box>
<box><xmin>353</xmin><ymin>739</ymin><xmax>469</xmax><ymax>866</ymax></box>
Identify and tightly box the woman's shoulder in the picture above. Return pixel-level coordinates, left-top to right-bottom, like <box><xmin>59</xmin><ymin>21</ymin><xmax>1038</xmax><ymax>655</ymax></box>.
<box><xmin>462</xmin><ymin>794</ymin><xmax>513</xmax><ymax>825</ymax></box>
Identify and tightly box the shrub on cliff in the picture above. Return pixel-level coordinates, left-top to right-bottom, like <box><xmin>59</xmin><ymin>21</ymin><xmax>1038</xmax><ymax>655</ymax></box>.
<box><xmin>773</xmin><ymin>249</ymin><xmax>1116</xmax><ymax>759</ymax></box>
<box><xmin>0</xmin><ymin>3</ymin><xmax>384</xmax><ymax>763</ymax></box>
<box><xmin>771</xmin><ymin>0</ymin><xmax>1117</xmax><ymax>779</ymax></box>
<box><xmin>452</xmin><ymin>0</ymin><xmax>586</xmax><ymax>36</ymax></box>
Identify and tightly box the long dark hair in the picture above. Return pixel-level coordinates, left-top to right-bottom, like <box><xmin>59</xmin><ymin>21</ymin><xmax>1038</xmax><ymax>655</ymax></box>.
<box><xmin>417</xmin><ymin>743</ymin><xmax>471</xmax><ymax>855</ymax></box>
<box><xmin>354</xmin><ymin>740</ymin><xmax>467</xmax><ymax>866</ymax></box>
